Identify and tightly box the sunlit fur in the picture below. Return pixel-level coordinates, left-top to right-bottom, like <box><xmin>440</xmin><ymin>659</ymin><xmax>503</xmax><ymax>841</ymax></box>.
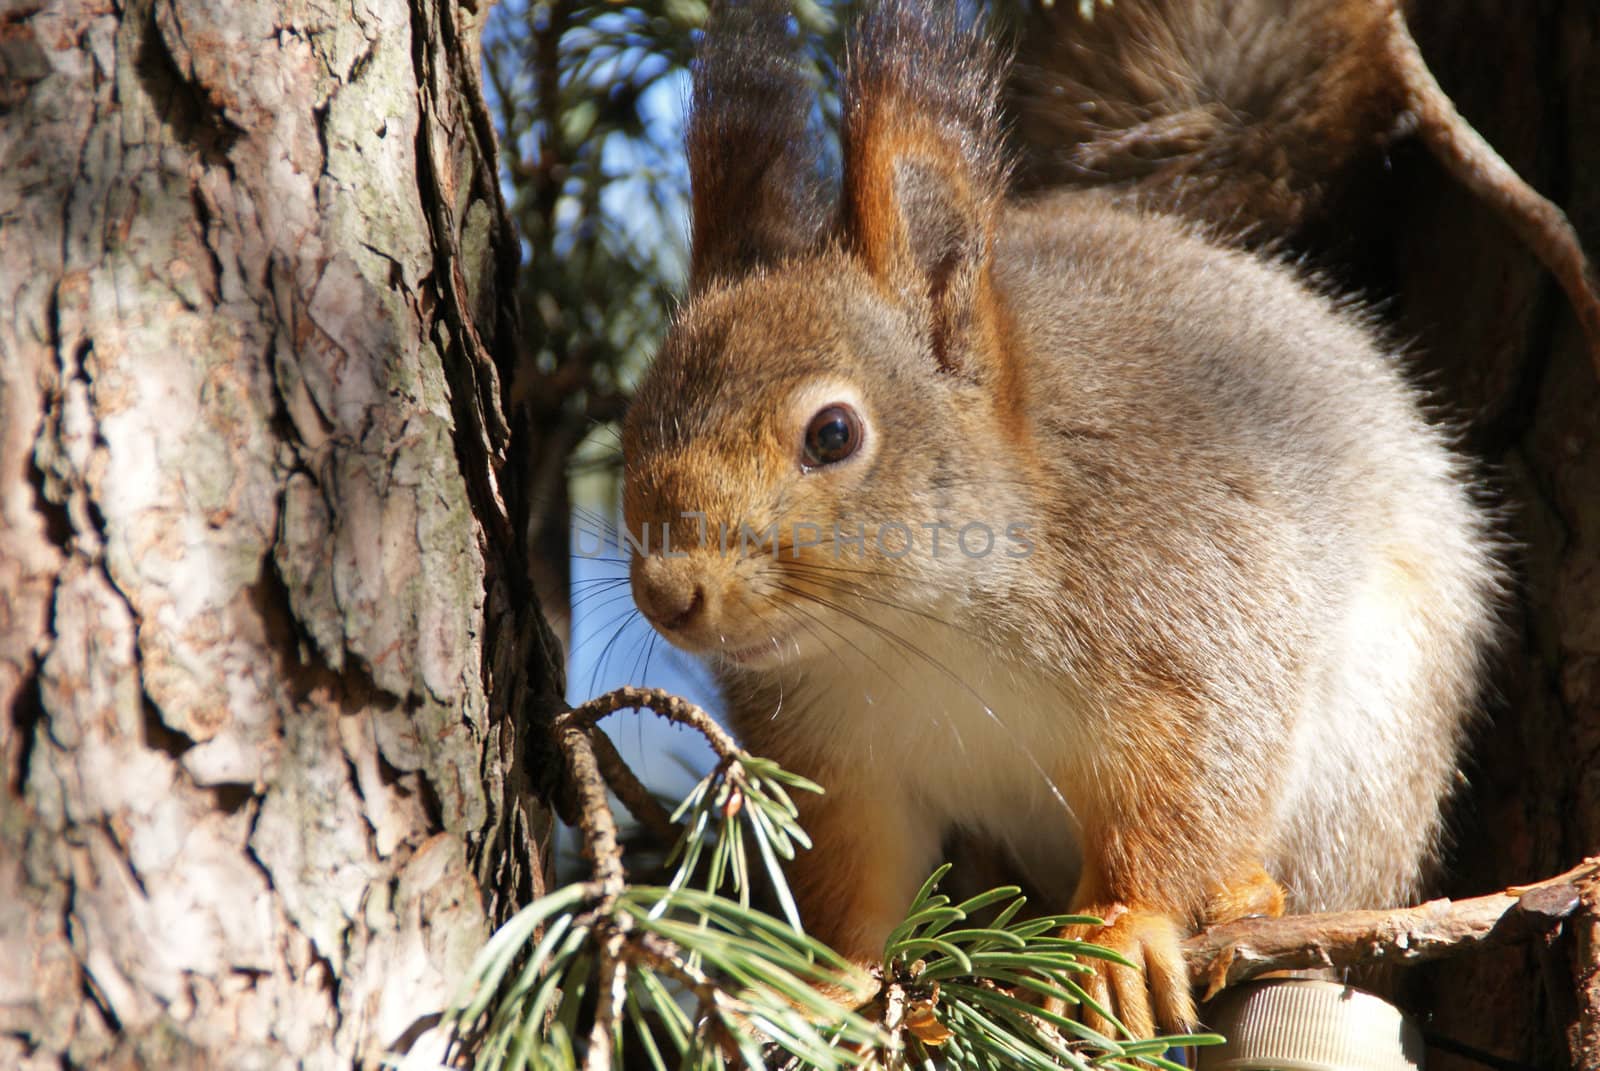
<box><xmin>620</xmin><ymin>0</ymin><xmax>1502</xmax><ymax>1037</ymax></box>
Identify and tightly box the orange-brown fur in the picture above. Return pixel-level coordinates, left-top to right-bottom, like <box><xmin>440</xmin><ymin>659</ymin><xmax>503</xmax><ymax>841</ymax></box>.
<box><xmin>622</xmin><ymin>0</ymin><xmax>1503</xmax><ymax>1037</ymax></box>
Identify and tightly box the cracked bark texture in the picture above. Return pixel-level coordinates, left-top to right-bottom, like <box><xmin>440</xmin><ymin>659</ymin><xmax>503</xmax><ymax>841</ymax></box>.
<box><xmin>0</xmin><ymin>0</ymin><xmax>562</xmax><ymax>1067</ymax></box>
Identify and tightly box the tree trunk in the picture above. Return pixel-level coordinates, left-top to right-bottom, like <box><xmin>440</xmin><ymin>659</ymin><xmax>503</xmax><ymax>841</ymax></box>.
<box><xmin>0</xmin><ymin>0</ymin><xmax>563</xmax><ymax>1067</ymax></box>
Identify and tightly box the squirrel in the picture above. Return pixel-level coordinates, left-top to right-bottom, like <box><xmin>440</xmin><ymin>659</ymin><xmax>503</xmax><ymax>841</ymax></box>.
<box><xmin>618</xmin><ymin>0</ymin><xmax>1523</xmax><ymax>1037</ymax></box>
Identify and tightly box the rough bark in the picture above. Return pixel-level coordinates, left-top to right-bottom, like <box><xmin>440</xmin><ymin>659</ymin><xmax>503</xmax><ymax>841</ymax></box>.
<box><xmin>0</xmin><ymin>0</ymin><xmax>562</xmax><ymax>1067</ymax></box>
<box><xmin>1352</xmin><ymin>2</ymin><xmax>1600</xmax><ymax>1067</ymax></box>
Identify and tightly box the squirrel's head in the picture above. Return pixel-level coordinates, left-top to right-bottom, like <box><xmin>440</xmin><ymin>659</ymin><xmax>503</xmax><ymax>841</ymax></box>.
<box><xmin>622</xmin><ymin>0</ymin><xmax>1024</xmax><ymax>670</ymax></box>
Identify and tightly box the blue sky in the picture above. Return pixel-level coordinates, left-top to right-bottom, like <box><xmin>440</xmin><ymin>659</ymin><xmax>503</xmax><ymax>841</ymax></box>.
<box><xmin>567</xmin><ymin>516</ymin><xmax>722</xmax><ymax>802</ymax></box>
<box><xmin>560</xmin><ymin>65</ymin><xmax>720</xmax><ymax>805</ymax></box>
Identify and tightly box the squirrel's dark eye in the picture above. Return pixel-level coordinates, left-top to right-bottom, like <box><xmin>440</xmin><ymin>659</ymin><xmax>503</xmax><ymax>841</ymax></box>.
<box><xmin>803</xmin><ymin>404</ymin><xmax>862</xmax><ymax>468</ymax></box>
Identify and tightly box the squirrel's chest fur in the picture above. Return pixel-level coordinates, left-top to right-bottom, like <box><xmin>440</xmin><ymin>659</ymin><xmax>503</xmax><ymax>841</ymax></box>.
<box><xmin>726</xmin><ymin>616</ymin><xmax>1095</xmax><ymax>901</ymax></box>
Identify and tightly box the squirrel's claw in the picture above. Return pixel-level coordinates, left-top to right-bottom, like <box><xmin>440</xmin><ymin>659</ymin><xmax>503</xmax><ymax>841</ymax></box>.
<box><xmin>1059</xmin><ymin>905</ymin><xmax>1195</xmax><ymax>1040</ymax></box>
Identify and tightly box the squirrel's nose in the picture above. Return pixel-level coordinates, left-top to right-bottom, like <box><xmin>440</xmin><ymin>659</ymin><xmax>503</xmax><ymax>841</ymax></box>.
<box><xmin>632</xmin><ymin>555</ymin><xmax>709</xmax><ymax>634</ymax></box>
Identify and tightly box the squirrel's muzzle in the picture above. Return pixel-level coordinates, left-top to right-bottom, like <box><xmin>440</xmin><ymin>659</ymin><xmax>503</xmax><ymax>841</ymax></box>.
<box><xmin>632</xmin><ymin>553</ymin><xmax>713</xmax><ymax>638</ymax></box>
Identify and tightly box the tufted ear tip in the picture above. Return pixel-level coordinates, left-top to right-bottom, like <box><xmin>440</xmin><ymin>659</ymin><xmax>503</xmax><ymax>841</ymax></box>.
<box><xmin>840</xmin><ymin>0</ymin><xmax>1009</xmax><ymax>374</ymax></box>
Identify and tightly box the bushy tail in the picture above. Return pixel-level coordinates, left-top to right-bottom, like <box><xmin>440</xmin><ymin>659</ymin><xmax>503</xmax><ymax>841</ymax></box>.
<box><xmin>1003</xmin><ymin>0</ymin><xmax>1600</xmax><ymax>359</ymax></box>
<box><xmin>1006</xmin><ymin>0</ymin><xmax>1402</xmax><ymax>234</ymax></box>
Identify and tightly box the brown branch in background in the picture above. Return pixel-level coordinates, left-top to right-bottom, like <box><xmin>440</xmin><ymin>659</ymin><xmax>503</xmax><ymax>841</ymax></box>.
<box><xmin>1379</xmin><ymin>4</ymin><xmax>1600</xmax><ymax>373</ymax></box>
<box><xmin>1183</xmin><ymin>858</ymin><xmax>1599</xmax><ymax>1000</ymax></box>
<box><xmin>533</xmin><ymin>0</ymin><xmax>573</xmax><ymax>231</ymax></box>
<box><xmin>586</xmin><ymin>726</ymin><xmax>683</xmax><ymax>847</ymax></box>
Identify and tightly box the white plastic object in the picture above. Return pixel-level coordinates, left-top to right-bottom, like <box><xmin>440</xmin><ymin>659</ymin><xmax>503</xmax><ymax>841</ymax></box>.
<box><xmin>1196</xmin><ymin>979</ymin><xmax>1425</xmax><ymax>1071</ymax></box>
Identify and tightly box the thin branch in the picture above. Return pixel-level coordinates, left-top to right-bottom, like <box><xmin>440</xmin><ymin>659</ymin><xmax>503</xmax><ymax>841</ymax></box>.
<box><xmin>1183</xmin><ymin>858</ymin><xmax>1599</xmax><ymax>1000</ymax></box>
<box><xmin>550</xmin><ymin>707</ymin><xmax>632</xmax><ymax>1071</ymax></box>
<box><xmin>566</xmin><ymin>686</ymin><xmax>743</xmax><ymax>761</ymax></box>
<box><xmin>1380</xmin><ymin>4</ymin><xmax>1600</xmax><ymax>373</ymax></box>
<box><xmin>551</xmin><ymin>708</ymin><xmax>627</xmax><ymax>898</ymax></box>
<box><xmin>585</xmin><ymin>939</ymin><xmax>628</xmax><ymax>1071</ymax></box>
<box><xmin>586</xmin><ymin>724</ymin><xmax>683</xmax><ymax>847</ymax></box>
<box><xmin>546</xmin><ymin>687</ymin><xmax>760</xmax><ymax>1071</ymax></box>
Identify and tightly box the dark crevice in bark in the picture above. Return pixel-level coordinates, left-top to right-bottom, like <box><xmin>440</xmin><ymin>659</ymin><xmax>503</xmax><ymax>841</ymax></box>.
<box><xmin>375</xmin><ymin>747</ymin><xmax>408</xmax><ymax>788</ymax></box>
<box><xmin>141</xmin><ymin>699</ymin><xmax>195</xmax><ymax>759</ymax></box>
<box><xmin>29</xmin><ymin>448</ymin><xmax>73</xmax><ymax>550</ymax></box>
<box><xmin>13</xmin><ymin>423</ymin><xmax>66</xmax><ymax>794</ymax></box>
<box><xmin>346</xmin><ymin>37</ymin><xmax>380</xmax><ymax>88</ymax></box>
<box><xmin>360</xmin><ymin>241</ymin><xmax>408</xmax><ymax>288</ymax></box>
<box><xmin>9</xmin><ymin>664</ymin><xmax>44</xmax><ymax>794</ymax></box>
<box><xmin>82</xmin><ymin>497</ymin><xmax>109</xmax><ymax>553</ymax></box>
<box><xmin>209</xmin><ymin>783</ymin><xmax>254</xmax><ymax>815</ymax></box>
<box><xmin>250</xmin><ymin>550</ymin><xmax>389</xmax><ymax>715</ymax></box>
<box><xmin>413</xmin><ymin>744</ymin><xmax>445</xmax><ymax>831</ymax></box>
<box><xmin>133</xmin><ymin>0</ymin><xmax>241</xmax><ymax>163</ymax></box>
<box><xmin>186</xmin><ymin>184</ymin><xmax>226</xmax><ymax>309</ymax></box>
<box><xmin>373</xmin><ymin>747</ymin><xmax>431</xmax><ymax>816</ymax></box>
<box><xmin>80</xmin><ymin>966</ymin><xmax>122</xmax><ymax>1034</ymax></box>
<box><xmin>306</xmin><ymin>940</ymin><xmax>340</xmax><ymax>1006</ymax></box>
<box><xmin>262</xmin><ymin>369</ymin><xmax>317</xmax><ymax>468</ymax></box>
<box><xmin>65</xmin><ymin>337</ymin><xmax>90</xmax><ymax>383</ymax></box>
<box><xmin>310</xmin><ymin>101</ymin><xmax>332</xmax><ymax>188</ymax></box>
<box><xmin>249</xmin><ymin>559</ymin><xmax>312</xmax><ymax>671</ymax></box>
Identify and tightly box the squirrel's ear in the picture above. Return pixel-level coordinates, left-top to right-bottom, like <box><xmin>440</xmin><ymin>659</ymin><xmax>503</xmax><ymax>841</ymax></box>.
<box><xmin>841</xmin><ymin>0</ymin><xmax>1008</xmax><ymax>374</ymax></box>
<box><xmin>687</xmin><ymin>1</ymin><xmax>829</xmax><ymax>294</ymax></box>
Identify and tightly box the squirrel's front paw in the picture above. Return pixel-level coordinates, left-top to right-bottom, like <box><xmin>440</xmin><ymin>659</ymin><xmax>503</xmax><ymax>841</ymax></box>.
<box><xmin>1058</xmin><ymin>904</ymin><xmax>1194</xmax><ymax>1039</ymax></box>
<box><xmin>813</xmin><ymin>960</ymin><xmax>882</xmax><ymax>1011</ymax></box>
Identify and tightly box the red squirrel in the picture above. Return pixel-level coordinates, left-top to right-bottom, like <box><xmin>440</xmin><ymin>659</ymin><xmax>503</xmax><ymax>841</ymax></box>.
<box><xmin>620</xmin><ymin>0</ymin><xmax>1508</xmax><ymax>1036</ymax></box>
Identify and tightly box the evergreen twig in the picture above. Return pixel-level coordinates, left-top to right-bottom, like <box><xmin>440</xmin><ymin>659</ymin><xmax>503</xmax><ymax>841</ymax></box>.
<box><xmin>443</xmin><ymin>688</ymin><xmax>1201</xmax><ymax>1070</ymax></box>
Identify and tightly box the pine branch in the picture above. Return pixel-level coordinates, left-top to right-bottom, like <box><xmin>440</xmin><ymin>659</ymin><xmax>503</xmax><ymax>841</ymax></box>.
<box><xmin>461</xmin><ymin>688</ymin><xmax>1600</xmax><ymax>1071</ymax></box>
